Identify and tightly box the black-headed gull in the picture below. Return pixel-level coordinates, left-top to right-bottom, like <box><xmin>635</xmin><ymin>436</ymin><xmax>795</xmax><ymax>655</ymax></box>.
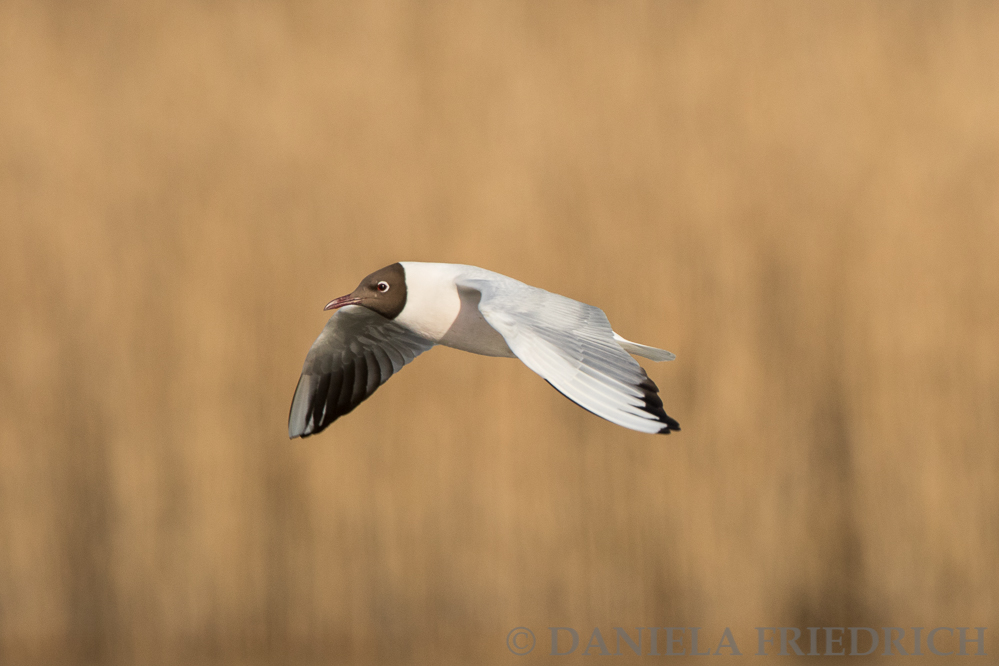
<box><xmin>289</xmin><ymin>262</ymin><xmax>680</xmax><ymax>437</ymax></box>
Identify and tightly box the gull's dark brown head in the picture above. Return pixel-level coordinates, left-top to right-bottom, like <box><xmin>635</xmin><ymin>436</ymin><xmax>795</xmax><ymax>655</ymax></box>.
<box><xmin>324</xmin><ymin>262</ymin><xmax>407</xmax><ymax>319</ymax></box>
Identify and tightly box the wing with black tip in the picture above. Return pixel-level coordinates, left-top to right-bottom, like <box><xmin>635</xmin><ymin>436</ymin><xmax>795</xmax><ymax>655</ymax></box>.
<box><xmin>456</xmin><ymin>276</ymin><xmax>679</xmax><ymax>435</ymax></box>
<box><xmin>288</xmin><ymin>305</ymin><xmax>434</xmax><ymax>438</ymax></box>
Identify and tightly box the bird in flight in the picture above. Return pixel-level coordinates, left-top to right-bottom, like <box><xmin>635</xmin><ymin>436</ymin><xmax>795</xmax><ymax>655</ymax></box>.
<box><xmin>288</xmin><ymin>262</ymin><xmax>680</xmax><ymax>437</ymax></box>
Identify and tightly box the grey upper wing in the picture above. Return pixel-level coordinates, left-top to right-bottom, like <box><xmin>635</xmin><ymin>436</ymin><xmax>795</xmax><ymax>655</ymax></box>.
<box><xmin>288</xmin><ymin>305</ymin><xmax>434</xmax><ymax>438</ymax></box>
<box><xmin>456</xmin><ymin>276</ymin><xmax>679</xmax><ymax>435</ymax></box>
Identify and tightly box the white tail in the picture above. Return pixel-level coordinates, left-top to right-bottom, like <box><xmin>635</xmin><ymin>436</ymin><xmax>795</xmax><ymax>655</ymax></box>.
<box><xmin>613</xmin><ymin>332</ymin><xmax>676</xmax><ymax>362</ymax></box>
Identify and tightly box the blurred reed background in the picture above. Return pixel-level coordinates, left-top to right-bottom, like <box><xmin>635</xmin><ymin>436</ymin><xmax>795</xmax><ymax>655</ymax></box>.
<box><xmin>1</xmin><ymin>1</ymin><xmax>997</xmax><ymax>664</ymax></box>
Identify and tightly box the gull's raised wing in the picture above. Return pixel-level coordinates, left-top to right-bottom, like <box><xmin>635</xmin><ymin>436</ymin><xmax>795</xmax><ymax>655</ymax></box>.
<box><xmin>456</xmin><ymin>277</ymin><xmax>679</xmax><ymax>435</ymax></box>
<box><xmin>288</xmin><ymin>305</ymin><xmax>434</xmax><ymax>438</ymax></box>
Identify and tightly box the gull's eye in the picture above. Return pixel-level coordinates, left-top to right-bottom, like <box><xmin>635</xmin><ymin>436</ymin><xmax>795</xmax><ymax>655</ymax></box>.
<box><xmin>376</xmin><ymin>281</ymin><xmax>390</xmax><ymax>293</ymax></box>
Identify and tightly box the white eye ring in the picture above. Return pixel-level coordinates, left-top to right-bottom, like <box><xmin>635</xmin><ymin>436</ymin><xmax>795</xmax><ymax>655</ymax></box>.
<box><xmin>376</xmin><ymin>281</ymin><xmax>390</xmax><ymax>293</ymax></box>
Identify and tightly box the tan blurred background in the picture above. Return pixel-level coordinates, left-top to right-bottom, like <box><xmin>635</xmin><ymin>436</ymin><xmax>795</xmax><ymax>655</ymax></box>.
<box><xmin>1</xmin><ymin>1</ymin><xmax>997</xmax><ymax>664</ymax></box>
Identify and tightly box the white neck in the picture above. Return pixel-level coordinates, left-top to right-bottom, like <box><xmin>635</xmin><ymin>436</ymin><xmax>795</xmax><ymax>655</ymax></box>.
<box><xmin>395</xmin><ymin>262</ymin><xmax>464</xmax><ymax>341</ymax></box>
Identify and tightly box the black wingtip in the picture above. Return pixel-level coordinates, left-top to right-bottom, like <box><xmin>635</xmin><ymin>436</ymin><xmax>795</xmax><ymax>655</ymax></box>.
<box><xmin>657</xmin><ymin>420</ymin><xmax>681</xmax><ymax>435</ymax></box>
<box><xmin>637</xmin><ymin>371</ymin><xmax>680</xmax><ymax>435</ymax></box>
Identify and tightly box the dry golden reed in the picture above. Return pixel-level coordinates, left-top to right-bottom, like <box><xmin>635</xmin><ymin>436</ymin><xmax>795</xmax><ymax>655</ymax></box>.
<box><xmin>1</xmin><ymin>1</ymin><xmax>997</xmax><ymax>664</ymax></box>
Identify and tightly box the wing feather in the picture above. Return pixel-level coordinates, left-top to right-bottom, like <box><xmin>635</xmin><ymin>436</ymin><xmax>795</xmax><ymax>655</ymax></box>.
<box><xmin>457</xmin><ymin>275</ymin><xmax>679</xmax><ymax>434</ymax></box>
<box><xmin>288</xmin><ymin>305</ymin><xmax>434</xmax><ymax>438</ymax></box>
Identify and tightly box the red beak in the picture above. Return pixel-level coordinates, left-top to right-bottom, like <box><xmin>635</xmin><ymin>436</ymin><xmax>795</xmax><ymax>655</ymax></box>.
<box><xmin>324</xmin><ymin>294</ymin><xmax>361</xmax><ymax>311</ymax></box>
